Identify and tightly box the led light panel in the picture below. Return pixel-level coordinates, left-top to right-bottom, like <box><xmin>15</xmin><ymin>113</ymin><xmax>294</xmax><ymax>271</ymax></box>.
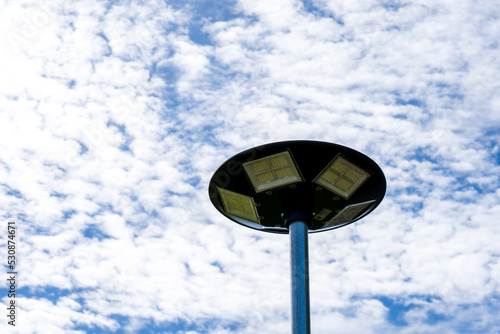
<box><xmin>243</xmin><ymin>151</ymin><xmax>302</xmax><ymax>193</ymax></box>
<box><xmin>217</xmin><ymin>187</ymin><xmax>260</xmax><ymax>223</ymax></box>
<box><xmin>314</xmin><ymin>155</ymin><xmax>370</xmax><ymax>199</ymax></box>
<box><xmin>313</xmin><ymin>208</ymin><xmax>332</xmax><ymax>221</ymax></box>
<box><xmin>323</xmin><ymin>200</ymin><xmax>376</xmax><ymax>228</ymax></box>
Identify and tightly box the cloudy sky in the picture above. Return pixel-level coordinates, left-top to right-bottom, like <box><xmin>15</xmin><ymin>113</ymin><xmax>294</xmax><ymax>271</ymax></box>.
<box><xmin>1</xmin><ymin>0</ymin><xmax>499</xmax><ymax>333</ymax></box>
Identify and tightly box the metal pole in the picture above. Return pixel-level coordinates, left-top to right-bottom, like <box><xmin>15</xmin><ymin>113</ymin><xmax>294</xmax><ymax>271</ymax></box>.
<box><xmin>289</xmin><ymin>220</ymin><xmax>311</xmax><ymax>334</ymax></box>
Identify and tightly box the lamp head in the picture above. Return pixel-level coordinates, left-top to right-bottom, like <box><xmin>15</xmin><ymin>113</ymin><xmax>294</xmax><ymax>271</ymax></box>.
<box><xmin>208</xmin><ymin>140</ymin><xmax>386</xmax><ymax>234</ymax></box>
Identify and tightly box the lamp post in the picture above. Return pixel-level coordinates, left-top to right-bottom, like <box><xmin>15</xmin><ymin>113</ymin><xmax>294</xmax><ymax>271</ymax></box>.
<box><xmin>208</xmin><ymin>140</ymin><xmax>386</xmax><ymax>333</ymax></box>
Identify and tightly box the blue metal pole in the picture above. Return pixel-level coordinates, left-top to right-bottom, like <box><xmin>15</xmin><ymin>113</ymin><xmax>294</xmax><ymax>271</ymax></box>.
<box><xmin>289</xmin><ymin>220</ymin><xmax>311</xmax><ymax>334</ymax></box>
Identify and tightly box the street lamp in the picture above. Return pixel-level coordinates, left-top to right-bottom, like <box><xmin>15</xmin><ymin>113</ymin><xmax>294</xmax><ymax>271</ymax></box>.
<box><xmin>208</xmin><ymin>140</ymin><xmax>386</xmax><ymax>333</ymax></box>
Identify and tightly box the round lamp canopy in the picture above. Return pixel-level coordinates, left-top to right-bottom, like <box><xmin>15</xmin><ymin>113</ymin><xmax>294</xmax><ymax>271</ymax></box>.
<box><xmin>208</xmin><ymin>140</ymin><xmax>386</xmax><ymax>234</ymax></box>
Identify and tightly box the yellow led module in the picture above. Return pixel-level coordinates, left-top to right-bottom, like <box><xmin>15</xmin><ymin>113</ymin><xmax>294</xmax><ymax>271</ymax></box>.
<box><xmin>217</xmin><ymin>187</ymin><xmax>260</xmax><ymax>223</ymax></box>
<box><xmin>323</xmin><ymin>200</ymin><xmax>376</xmax><ymax>228</ymax></box>
<box><xmin>243</xmin><ymin>151</ymin><xmax>302</xmax><ymax>193</ymax></box>
<box><xmin>314</xmin><ymin>155</ymin><xmax>370</xmax><ymax>199</ymax></box>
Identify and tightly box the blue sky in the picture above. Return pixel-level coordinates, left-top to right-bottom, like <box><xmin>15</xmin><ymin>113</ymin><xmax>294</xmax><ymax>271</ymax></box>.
<box><xmin>0</xmin><ymin>0</ymin><xmax>499</xmax><ymax>333</ymax></box>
